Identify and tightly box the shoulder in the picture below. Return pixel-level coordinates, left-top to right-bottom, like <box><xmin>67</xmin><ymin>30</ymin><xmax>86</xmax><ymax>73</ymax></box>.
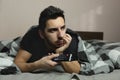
<box><xmin>21</xmin><ymin>25</ymin><xmax>40</xmax><ymax>43</ymax></box>
<box><xmin>22</xmin><ymin>25</ymin><xmax>39</xmax><ymax>37</ymax></box>
<box><xmin>66</xmin><ymin>28</ymin><xmax>79</xmax><ymax>46</ymax></box>
<box><xmin>66</xmin><ymin>28</ymin><xmax>83</xmax><ymax>46</ymax></box>
<box><xmin>66</xmin><ymin>28</ymin><xmax>79</xmax><ymax>38</ymax></box>
<box><xmin>27</xmin><ymin>25</ymin><xmax>39</xmax><ymax>33</ymax></box>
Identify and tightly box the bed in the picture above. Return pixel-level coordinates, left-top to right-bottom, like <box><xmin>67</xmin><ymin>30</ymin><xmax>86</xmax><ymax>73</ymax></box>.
<box><xmin>0</xmin><ymin>31</ymin><xmax>120</xmax><ymax>80</ymax></box>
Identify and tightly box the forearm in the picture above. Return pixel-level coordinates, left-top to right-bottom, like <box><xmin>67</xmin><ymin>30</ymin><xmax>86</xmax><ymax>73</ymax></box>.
<box><xmin>60</xmin><ymin>61</ymin><xmax>80</xmax><ymax>73</ymax></box>
<box><xmin>15</xmin><ymin>62</ymin><xmax>39</xmax><ymax>72</ymax></box>
<box><xmin>14</xmin><ymin>54</ymin><xmax>59</xmax><ymax>72</ymax></box>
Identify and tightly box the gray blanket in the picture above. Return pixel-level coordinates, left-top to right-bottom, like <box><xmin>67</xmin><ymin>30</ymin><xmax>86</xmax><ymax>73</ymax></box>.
<box><xmin>79</xmin><ymin>40</ymin><xmax>120</xmax><ymax>75</ymax></box>
<box><xmin>0</xmin><ymin>37</ymin><xmax>120</xmax><ymax>76</ymax></box>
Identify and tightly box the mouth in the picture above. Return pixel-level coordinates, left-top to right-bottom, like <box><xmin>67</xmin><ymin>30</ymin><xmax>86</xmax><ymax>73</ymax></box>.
<box><xmin>56</xmin><ymin>40</ymin><xmax>65</xmax><ymax>46</ymax></box>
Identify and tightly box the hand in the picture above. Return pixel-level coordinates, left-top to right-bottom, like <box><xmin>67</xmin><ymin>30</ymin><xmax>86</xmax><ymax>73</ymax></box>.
<box><xmin>56</xmin><ymin>34</ymin><xmax>72</xmax><ymax>54</ymax></box>
<box><xmin>34</xmin><ymin>53</ymin><xmax>59</xmax><ymax>70</ymax></box>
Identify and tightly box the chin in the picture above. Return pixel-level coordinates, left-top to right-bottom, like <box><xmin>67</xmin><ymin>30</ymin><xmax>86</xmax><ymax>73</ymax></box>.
<box><xmin>56</xmin><ymin>44</ymin><xmax>64</xmax><ymax>48</ymax></box>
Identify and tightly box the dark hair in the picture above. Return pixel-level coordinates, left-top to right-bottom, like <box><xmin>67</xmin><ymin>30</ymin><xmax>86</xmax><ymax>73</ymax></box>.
<box><xmin>38</xmin><ymin>6</ymin><xmax>65</xmax><ymax>31</ymax></box>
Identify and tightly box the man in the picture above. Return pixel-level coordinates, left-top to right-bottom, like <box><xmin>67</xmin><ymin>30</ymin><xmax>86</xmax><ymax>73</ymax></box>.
<box><xmin>14</xmin><ymin>6</ymin><xmax>84</xmax><ymax>73</ymax></box>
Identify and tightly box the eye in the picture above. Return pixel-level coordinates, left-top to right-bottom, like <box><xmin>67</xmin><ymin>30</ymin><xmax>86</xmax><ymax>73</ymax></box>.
<box><xmin>48</xmin><ymin>28</ymin><xmax>57</xmax><ymax>33</ymax></box>
<box><xmin>61</xmin><ymin>25</ymin><xmax>66</xmax><ymax>30</ymax></box>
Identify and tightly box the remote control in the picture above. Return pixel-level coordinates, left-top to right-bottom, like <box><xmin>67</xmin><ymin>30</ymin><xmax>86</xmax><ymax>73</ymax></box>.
<box><xmin>52</xmin><ymin>54</ymin><xmax>73</xmax><ymax>62</ymax></box>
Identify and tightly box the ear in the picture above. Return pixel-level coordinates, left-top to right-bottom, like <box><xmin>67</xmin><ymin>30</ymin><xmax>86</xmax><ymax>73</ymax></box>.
<box><xmin>39</xmin><ymin>30</ymin><xmax>45</xmax><ymax>39</ymax></box>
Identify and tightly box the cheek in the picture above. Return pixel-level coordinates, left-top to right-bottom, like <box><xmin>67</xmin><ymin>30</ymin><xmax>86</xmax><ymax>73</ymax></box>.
<box><xmin>46</xmin><ymin>34</ymin><xmax>57</xmax><ymax>42</ymax></box>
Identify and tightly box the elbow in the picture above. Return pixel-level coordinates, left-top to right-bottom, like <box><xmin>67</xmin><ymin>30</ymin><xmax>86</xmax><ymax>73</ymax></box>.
<box><xmin>65</xmin><ymin>68</ymin><xmax>80</xmax><ymax>74</ymax></box>
<box><xmin>72</xmin><ymin>69</ymin><xmax>80</xmax><ymax>74</ymax></box>
<box><xmin>14</xmin><ymin>61</ymin><xmax>23</xmax><ymax>72</ymax></box>
<box><xmin>61</xmin><ymin>61</ymin><xmax>81</xmax><ymax>74</ymax></box>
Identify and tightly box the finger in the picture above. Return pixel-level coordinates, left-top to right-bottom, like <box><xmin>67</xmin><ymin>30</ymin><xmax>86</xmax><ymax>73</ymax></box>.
<box><xmin>48</xmin><ymin>60</ymin><xmax>58</xmax><ymax>66</ymax></box>
<box><xmin>66</xmin><ymin>34</ymin><xmax>71</xmax><ymax>38</ymax></box>
<box><xmin>48</xmin><ymin>54</ymin><xmax>59</xmax><ymax>59</ymax></box>
<box><xmin>63</xmin><ymin>37</ymin><xmax>72</xmax><ymax>44</ymax></box>
<box><xmin>48</xmin><ymin>53</ymin><xmax>51</xmax><ymax>55</ymax></box>
<box><xmin>64</xmin><ymin>34</ymin><xmax>72</xmax><ymax>41</ymax></box>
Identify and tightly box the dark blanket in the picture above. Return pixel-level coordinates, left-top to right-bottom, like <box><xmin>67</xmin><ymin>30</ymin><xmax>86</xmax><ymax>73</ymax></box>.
<box><xmin>0</xmin><ymin>37</ymin><xmax>120</xmax><ymax>75</ymax></box>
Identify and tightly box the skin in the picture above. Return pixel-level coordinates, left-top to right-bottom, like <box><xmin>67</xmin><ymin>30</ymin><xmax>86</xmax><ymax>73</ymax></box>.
<box><xmin>14</xmin><ymin>17</ymin><xmax>80</xmax><ymax>73</ymax></box>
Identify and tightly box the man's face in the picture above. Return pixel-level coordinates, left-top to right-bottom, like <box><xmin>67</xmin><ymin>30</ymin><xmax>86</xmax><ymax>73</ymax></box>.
<box><xmin>42</xmin><ymin>17</ymin><xmax>66</xmax><ymax>48</ymax></box>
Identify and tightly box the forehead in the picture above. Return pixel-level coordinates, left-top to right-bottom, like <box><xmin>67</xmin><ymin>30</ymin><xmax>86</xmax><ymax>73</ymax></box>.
<box><xmin>46</xmin><ymin>17</ymin><xmax>65</xmax><ymax>29</ymax></box>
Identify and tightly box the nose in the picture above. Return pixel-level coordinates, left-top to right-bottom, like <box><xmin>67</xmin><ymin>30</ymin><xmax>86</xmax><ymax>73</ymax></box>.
<box><xmin>58</xmin><ymin>29</ymin><xmax>64</xmax><ymax>39</ymax></box>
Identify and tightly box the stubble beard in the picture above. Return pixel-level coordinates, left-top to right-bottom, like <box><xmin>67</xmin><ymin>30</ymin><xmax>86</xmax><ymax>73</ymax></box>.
<box><xmin>44</xmin><ymin>38</ymin><xmax>65</xmax><ymax>51</ymax></box>
<box><xmin>44</xmin><ymin>37</ymin><xmax>57</xmax><ymax>51</ymax></box>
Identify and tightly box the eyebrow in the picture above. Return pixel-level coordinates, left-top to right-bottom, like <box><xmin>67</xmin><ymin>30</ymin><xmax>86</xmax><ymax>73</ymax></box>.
<box><xmin>48</xmin><ymin>25</ymin><xmax>65</xmax><ymax>30</ymax></box>
<box><xmin>61</xmin><ymin>25</ymin><xmax>65</xmax><ymax>28</ymax></box>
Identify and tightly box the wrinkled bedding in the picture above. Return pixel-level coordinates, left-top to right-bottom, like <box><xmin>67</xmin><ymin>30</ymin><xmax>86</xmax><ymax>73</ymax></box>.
<box><xmin>0</xmin><ymin>37</ymin><xmax>120</xmax><ymax>80</ymax></box>
<box><xmin>0</xmin><ymin>37</ymin><xmax>21</xmax><ymax>70</ymax></box>
<box><xmin>79</xmin><ymin>40</ymin><xmax>120</xmax><ymax>75</ymax></box>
